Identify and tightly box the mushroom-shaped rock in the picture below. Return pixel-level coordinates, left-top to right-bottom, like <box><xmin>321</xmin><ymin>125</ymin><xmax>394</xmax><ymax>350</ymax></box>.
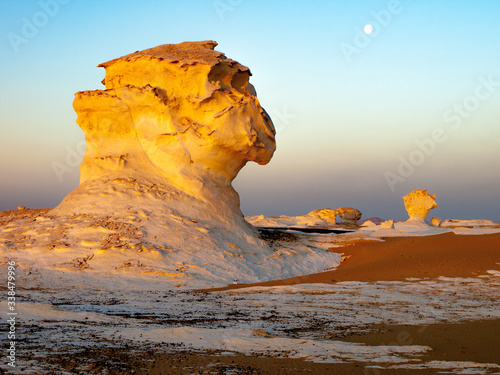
<box><xmin>51</xmin><ymin>41</ymin><xmax>278</xmax><ymax>268</ymax></box>
<box><xmin>403</xmin><ymin>189</ymin><xmax>438</xmax><ymax>222</ymax></box>
<box><xmin>336</xmin><ymin>207</ymin><xmax>362</xmax><ymax>225</ymax></box>
<box><xmin>0</xmin><ymin>41</ymin><xmax>342</xmax><ymax>289</ymax></box>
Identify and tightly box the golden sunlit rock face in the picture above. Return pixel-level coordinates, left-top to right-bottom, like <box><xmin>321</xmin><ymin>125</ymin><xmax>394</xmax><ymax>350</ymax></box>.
<box><xmin>336</xmin><ymin>207</ymin><xmax>362</xmax><ymax>225</ymax></box>
<box><xmin>403</xmin><ymin>189</ymin><xmax>438</xmax><ymax>222</ymax></box>
<box><xmin>0</xmin><ymin>40</ymin><xmax>340</xmax><ymax>289</ymax></box>
<box><xmin>49</xmin><ymin>41</ymin><xmax>285</xmax><ymax>283</ymax></box>
<box><xmin>76</xmin><ymin>40</ymin><xmax>276</xmax><ymax>190</ymax></box>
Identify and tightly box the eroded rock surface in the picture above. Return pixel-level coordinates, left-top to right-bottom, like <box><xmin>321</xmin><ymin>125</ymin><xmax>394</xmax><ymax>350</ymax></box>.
<box><xmin>1</xmin><ymin>41</ymin><xmax>339</xmax><ymax>289</ymax></box>
<box><xmin>52</xmin><ymin>41</ymin><xmax>277</xmax><ymax>253</ymax></box>
<box><xmin>381</xmin><ymin>220</ymin><xmax>395</xmax><ymax>229</ymax></box>
<box><xmin>403</xmin><ymin>189</ymin><xmax>438</xmax><ymax>222</ymax></box>
<box><xmin>337</xmin><ymin>207</ymin><xmax>362</xmax><ymax>225</ymax></box>
<box><xmin>246</xmin><ymin>207</ymin><xmax>363</xmax><ymax>227</ymax></box>
<box><xmin>431</xmin><ymin>217</ymin><xmax>442</xmax><ymax>227</ymax></box>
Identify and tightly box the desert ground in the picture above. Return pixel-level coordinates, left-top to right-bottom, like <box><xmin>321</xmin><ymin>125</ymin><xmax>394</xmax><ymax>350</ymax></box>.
<box><xmin>1</xmin><ymin>209</ymin><xmax>499</xmax><ymax>374</ymax></box>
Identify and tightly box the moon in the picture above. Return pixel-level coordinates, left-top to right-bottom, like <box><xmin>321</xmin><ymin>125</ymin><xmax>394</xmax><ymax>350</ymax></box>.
<box><xmin>364</xmin><ymin>24</ymin><xmax>373</xmax><ymax>34</ymax></box>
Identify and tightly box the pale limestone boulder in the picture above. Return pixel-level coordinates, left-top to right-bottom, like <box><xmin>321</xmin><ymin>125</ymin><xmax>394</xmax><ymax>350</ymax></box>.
<box><xmin>246</xmin><ymin>208</ymin><xmax>338</xmax><ymax>227</ymax></box>
<box><xmin>430</xmin><ymin>217</ymin><xmax>442</xmax><ymax>227</ymax></box>
<box><xmin>403</xmin><ymin>189</ymin><xmax>438</xmax><ymax>222</ymax></box>
<box><xmin>306</xmin><ymin>208</ymin><xmax>338</xmax><ymax>225</ymax></box>
<box><xmin>381</xmin><ymin>220</ymin><xmax>395</xmax><ymax>229</ymax></box>
<box><xmin>336</xmin><ymin>207</ymin><xmax>362</xmax><ymax>225</ymax></box>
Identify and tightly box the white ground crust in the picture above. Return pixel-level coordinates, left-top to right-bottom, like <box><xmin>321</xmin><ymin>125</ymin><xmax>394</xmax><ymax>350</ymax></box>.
<box><xmin>2</xmin><ymin>276</ymin><xmax>499</xmax><ymax>373</ymax></box>
<box><xmin>1</xmin><ymin>212</ymin><xmax>499</xmax><ymax>373</ymax></box>
<box><xmin>0</xmin><ymin>210</ymin><xmax>341</xmax><ymax>290</ymax></box>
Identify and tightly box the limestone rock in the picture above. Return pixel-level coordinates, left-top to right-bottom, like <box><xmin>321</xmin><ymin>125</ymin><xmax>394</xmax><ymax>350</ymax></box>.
<box><xmin>246</xmin><ymin>208</ymin><xmax>338</xmax><ymax>228</ymax></box>
<box><xmin>380</xmin><ymin>220</ymin><xmax>395</xmax><ymax>229</ymax></box>
<box><xmin>359</xmin><ymin>217</ymin><xmax>384</xmax><ymax>225</ymax></box>
<box><xmin>336</xmin><ymin>207</ymin><xmax>362</xmax><ymax>225</ymax></box>
<box><xmin>403</xmin><ymin>189</ymin><xmax>437</xmax><ymax>222</ymax></box>
<box><xmin>72</xmin><ymin>40</ymin><xmax>275</xmax><ymax>188</ymax></box>
<box><xmin>50</xmin><ymin>41</ymin><xmax>279</xmax><ymax>277</ymax></box>
<box><xmin>39</xmin><ymin>41</ymin><xmax>341</xmax><ymax>287</ymax></box>
<box><xmin>306</xmin><ymin>208</ymin><xmax>338</xmax><ymax>225</ymax></box>
<box><xmin>430</xmin><ymin>217</ymin><xmax>442</xmax><ymax>227</ymax></box>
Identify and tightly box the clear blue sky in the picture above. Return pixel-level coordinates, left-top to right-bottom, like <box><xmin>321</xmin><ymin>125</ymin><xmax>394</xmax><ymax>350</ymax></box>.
<box><xmin>1</xmin><ymin>0</ymin><xmax>499</xmax><ymax>220</ymax></box>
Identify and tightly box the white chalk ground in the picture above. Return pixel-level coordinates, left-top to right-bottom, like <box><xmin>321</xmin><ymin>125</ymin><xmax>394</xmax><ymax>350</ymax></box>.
<box><xmin>1</xmin><ymin>276</ymin><xmax>500</xmax><ymax>373</ymax></box>
<box><xmin>0</xmin><ymin>210</ymin><xmax>342</xmax><ymax>290</ymax></box>
<box><xmin>1</xmin><ymin>213</ymin><xmax>500</xmax><ymax>373</ymax></box>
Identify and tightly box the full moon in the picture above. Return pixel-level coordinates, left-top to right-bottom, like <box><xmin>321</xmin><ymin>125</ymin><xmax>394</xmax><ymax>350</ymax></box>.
<box><xmin>364</xmin><ymin>24</ymin><xmax>373</xmax><ymax>34</ymax></box>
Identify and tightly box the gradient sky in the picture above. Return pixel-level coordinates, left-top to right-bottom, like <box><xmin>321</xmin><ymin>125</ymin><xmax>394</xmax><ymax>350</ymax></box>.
<box><xmin>1</xmin><ymin>0</ymin><xmax>499</xmax><ymax>221</ymax></box>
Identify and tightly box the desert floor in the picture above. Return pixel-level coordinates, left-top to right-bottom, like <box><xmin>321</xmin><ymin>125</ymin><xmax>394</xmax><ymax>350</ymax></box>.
<box><xmin>1</xmin><ymin>211</ymin><xmax>499</xmax><ymax>374</ymax></box>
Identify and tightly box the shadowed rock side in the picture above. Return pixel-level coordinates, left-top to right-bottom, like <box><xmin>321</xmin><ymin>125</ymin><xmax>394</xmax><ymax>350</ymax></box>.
<box><xmin>4</xmin><ymin>41</ymin><xmax>339</xmax><ymax>289</ymax></box>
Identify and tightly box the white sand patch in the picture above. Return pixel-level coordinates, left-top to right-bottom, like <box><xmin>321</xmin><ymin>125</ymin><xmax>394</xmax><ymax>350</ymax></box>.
<box><xmin>451</xmin><ymin>227</ymin><xmax>500</xmax><ymax>235</ymax></box>
<box><xmin>2</xmin><ymin>275</ymin><xmax>498</xmax><ymax>372</ymax></box>
<box><xmin>115</xmin><ymin>326</ymin><xmax>431</xmax><ymax>364</ymax></box>
<box><xmin>441</xmin><ymin>219</ymin><xmax>498</xmax><ymax>227</ymax></box>
<box><xmin>0</xmin><ymin>212</ymin><xmax>341</xmax><ymax>290</ymax></box>
<box><xmin>0</xmin><ymin>301</ymin><xmax>115</xmax><ymax>323</ymax></box>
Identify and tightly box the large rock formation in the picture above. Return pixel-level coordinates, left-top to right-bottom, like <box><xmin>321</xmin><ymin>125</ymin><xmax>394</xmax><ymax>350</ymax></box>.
<box><xmin>403</xmin><ymin>189</ymin><xmax>438</xmax><ymax>222</ymax></box>
<box><xmin>51</xmin><ymin>40</ymin><xmax>276</xmax><ymax>267</ymax></box>
<box><xmin>38</xmin><ymin>41</ymin><xmax>339</xmax><ymax>288</ymax></box>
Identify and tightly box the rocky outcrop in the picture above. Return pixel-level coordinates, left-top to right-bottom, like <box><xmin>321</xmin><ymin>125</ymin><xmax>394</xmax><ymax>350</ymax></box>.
<box><xmin>53</xmin><ymin>40</ymin><xmax>274</xmax><ymax>221</ymax></box>
<box><xmin>306</xmin><ymin>208</ymin><xmax>338</xmax><ymax>225</ymax></box>
<box><xmin>246</xmin><ymin>207</ymin><xmax>365</xmax><ymax>227</ymax></box>
<box><xmin>8</xmin><ymin>36</ymin><xmax>363</xmax><ymax>287</ymax></box>
<box><xmin>403</xmin><ymin>189</ymin><xmax>437</xmax><ymax>222</ymax></box>
<box><xmin>380</xmin><ymin>220</ymin><xmax>395</xmax><ymax>229</ymax></box>
<box><xmin>40</xmin><ymin>41</ymin><xmax>341</xmax><ymax>287</ymax></box>
<box><xmin>430</xmin><ymin>217</ymin><xmax>442</xmax><ymax>227</ymax></box>
<box><xmin>336</xmin><ymin>207</ymin><xmax>362</xmax><ymax>225</ymax></box>
<box><xmin>69</xmin><ymin>41</ymin><xmax>275</xmax><ymax>191</ymax></box>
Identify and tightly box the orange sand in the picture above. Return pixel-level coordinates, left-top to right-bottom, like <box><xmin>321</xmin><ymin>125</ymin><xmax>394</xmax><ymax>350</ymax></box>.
<box><xmin>210</xmin><ymin>232</ymin><xmax>500</xmax><ymax>291</ymax></box>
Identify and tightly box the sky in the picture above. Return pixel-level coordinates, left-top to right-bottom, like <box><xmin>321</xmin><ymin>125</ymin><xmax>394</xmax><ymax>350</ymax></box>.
<box><xmin>1</xmin><ymin>0</ymin><xmax>499</xmax><ymax>221</ymax></box>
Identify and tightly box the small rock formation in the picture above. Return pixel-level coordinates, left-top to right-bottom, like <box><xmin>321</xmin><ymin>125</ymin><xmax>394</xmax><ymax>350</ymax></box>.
<box><xmin>17</xmin><ymin>206</ymin><xmax>26</xmax><ymax>210</ymax></box>
<box><xmin>360</xmin><ymin>220</ymin><xmax>377</xmax><ymax>227</ymax></box>
<box><xmin>380</xmin><ymin>220</ymin><xmax>395</xmax><ymax>229</ymax></box>
<box><xmin>403</xmin><ymin>189</ymin><xmax>437</xmax><ymax>222</ymax></box>
<box><xmin>336</xmin><ymin>207</ymin><xmax>362</xmax><ymax>225</ymax></box>
<box><xmin>430</xmin><ymin>217</ymin><xmax>442</xmax><ymax>227</ymax></box>
<box><xmin>359</xmin><ymin>217</ymin><xmax>384</xmax><ymax>225</ymax></box>
<box><xmin>306</xmin><ymin>208</ymin><xmax>338</xmax><ymax>225</ymax></box>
